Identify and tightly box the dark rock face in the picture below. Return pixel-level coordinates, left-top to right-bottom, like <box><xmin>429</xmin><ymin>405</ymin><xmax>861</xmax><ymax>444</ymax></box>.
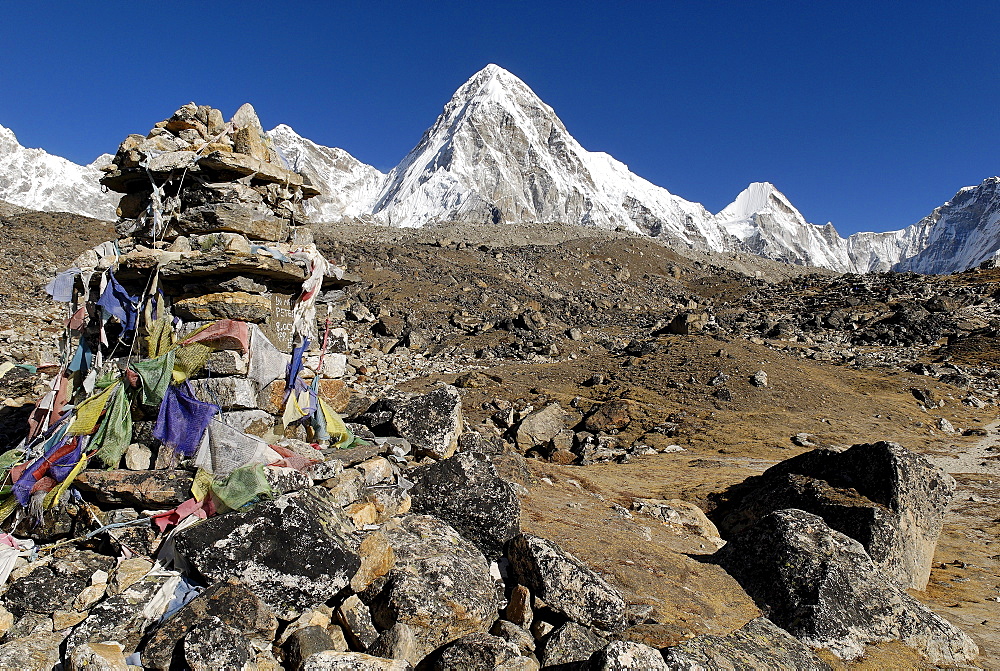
<box><xmin>183</xmin><ymin>616</ymin><xmax>255</xmax><ymax>671</ymax></box>
<box><xmin>538</xmin><ymin>621</ymin><xmax>608</xmax><ymax>668</ymax></box>
<box><xmin>507</xmin><ymin>533</ymin><xmax>627</xmax><ymax>632</ymax></box>
<box><xmin>376</xmin><ymin>386</ymin><xmax>463</xmax><ymax>459</ymax></box>
<box><xmin>716</xmin><ymin>509</ymin><xmax>979</xmax><ymax>664</ymax></box>
<box><xmin>64</xmin><ymin>576</ymin><xmax>168</xmax><ymax>655</ymax></box>
<box><xmin>432</xmin><ymin>632</ymin><xmax>532</xmax><ymax>670</ymax></box>
<box><xmin>362</xmin><ymin>514</ymin><xmax>501</xmax><ymax>660</ymax></box>
<box><xmin>659</xmin><ymin>617</ymin><xmax>828</xmax><ymax>670</ymax></box>
<box><xmin>713</xmin><ymin>441</ymin><xmax>955</xmax><ymax>589</ymax></box>
<box><xmin>2</xmin><ymin>550</ymin><xmax>114</xmax><ymax>618</ymax></box>
<box><xmin>409</xmin><ymin>452</ymin><xmax>520</xmax><ymax>560</ymax></box>
<box><xmin>284</xmin><ymin>626</ymin><xmax>338</xmax><ymax>671</ymax></box>
<box><xmin>175</xmin><ymin>487</ymin><xmax>361</xmax><ymax>619</ymax></box>
<box><xmin>142</xmin><ymin>580</ymin><xmax>279</xmax><ymax>671</ymax></box>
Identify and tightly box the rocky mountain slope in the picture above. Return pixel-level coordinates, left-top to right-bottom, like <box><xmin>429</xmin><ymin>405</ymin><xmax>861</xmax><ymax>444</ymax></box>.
<box><xmin>3</xmin><ymin>66</ymin><xmax>1000</xmax><ymax>275</ymax></box>
<box><xmin>0</xmin><ymin>124</ymin><xmax>117</xmax><ymax>220</ymax></box>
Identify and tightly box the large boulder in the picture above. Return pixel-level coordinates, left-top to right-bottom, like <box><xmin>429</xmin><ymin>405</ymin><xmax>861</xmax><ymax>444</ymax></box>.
<box><xmin>432</xmin><ymin>632</ymin><xmax>536</xmax><ymax>670</ymax></box>
<box><xmin>538</xmin><ymin>621</ymin><xmax>608</xmax><ymax>668</ymax></box>
<box><xmin>301</xmin><ymin>651</ymin><xmax>411</xmax><ymax>670</ymax></box>
<box><xmin>182</xmin><ymin>616</ymin><xmax>256</xmax><ymax>671</ymax></box>
<box><xmin>507</xmin><ymin>534</ymin><xmax>627</xmax><ymax>632</ymax></box>
<box><xmin>142</xmin><ymin>580</ymin><xmax>279</xmax><ymax>671</ymax></box>
<box><xmin>409</xmin><ymin>452</ymin><xmax>520</xmax><ymax>560</ymax></box>
<box><xmin>713</xmin><ymin>441</ymin><xmax>955</xmax><ymax>589</ymax></box>
<box><xmin>587</xmin><ymin>640</ymin><xmax>668</xmax><ymax>670</ymax></box>
<box><xmin>716</xmin><ymin>509</ymin><xmax>979</xmax><ymax>664</ymax></box>
<box><xmin>378</xmin><ymin>386</ymin><xmax>464</xmax><ymax>459</ymax></box>
<box><xmin>515</xmin><ymin>403</ymin><xmax>567</xmax><ymax>451</ymax></box>
<box><xmin>1</xmin><ymin>549</ymin><xmax>114</xmax><ymax>619</ymax></box>
<box><xmin>361</xmin><ymin>514</ymin><xmax>501</xmax><ymax>660</ymax></box>
<box><xmin>175</xmin><ymin>487</ymin><xmax>361</xmax><ymax>619</ymax></box>
<box><xmin>659</xmin><ymin>617</ymin><xmax>828</xmax><ymax>670</ymax></box>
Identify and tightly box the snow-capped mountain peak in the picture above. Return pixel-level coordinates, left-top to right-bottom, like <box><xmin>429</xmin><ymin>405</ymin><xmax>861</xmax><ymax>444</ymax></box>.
<box><xmin>0</xmin><ymin>123</ymin><xmax>117</xmax><ymax>220</ymax></box>
<box><xmin>369</xmin><ymin>64</ymin><xmax>728</xmax><ymax>249</ymax></box>
<box><xmin>266</xmin><ymin>123</ymin><xmax>384</xmax><ymax>222</ymax></box>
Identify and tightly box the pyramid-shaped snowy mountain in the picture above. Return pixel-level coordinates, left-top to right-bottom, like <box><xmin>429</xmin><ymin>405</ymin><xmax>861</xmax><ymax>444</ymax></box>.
<box><xmin>367</xmin><ymin>64</ymin><xmax>729</xmax><ymax>250</ymax></box>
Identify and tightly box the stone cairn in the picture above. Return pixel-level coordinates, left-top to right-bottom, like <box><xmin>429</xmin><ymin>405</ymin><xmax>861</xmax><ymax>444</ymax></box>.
<box><xmin>97</xmin><ymin>102</ymin><xmax>353</xmax><ymax>449</ymax></box>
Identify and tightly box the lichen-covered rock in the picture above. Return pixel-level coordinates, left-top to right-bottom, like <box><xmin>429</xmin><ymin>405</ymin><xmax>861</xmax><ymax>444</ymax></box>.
<box><xmin>409</xmin><ymin>452</ymin><xmax>520</xmax><ymax>559</ymax></box>
<box><xmin>302</xmin><ymin>651</ymin><xmax>412</xmax><ymax>670</ymax></box>
<box><xmin>632</xmin><ymin>498</ymin><xmax>725</xmax><ymax>548</ymax></box>
<box><xmin>507</xmin><ymin>533</ymin><xmax>626</xmax><ymax>631</ymax></box>
<box><xmin>142</xmin><ymin>579</ymin><xmax>278</xmax><ymax>671</ymax></box>
<box><xmin>717</xmin><ymin>509</ymin><xmax>979</xmax><ymax>664</ymax></box>
<box><xmin>64</xmin><ymin>575</ymin><xmax>168</xmax><ymax>654</ymax></box>
<box><xmin>362</xmin><ymin>514</ymin><xmax>501</xmax><ymax>659</ymax></box>
<box><xmin>433</xmin><ymin>632</ymin><xmax>537</xmax><ymax>670</ymax></box>
<box><xmin>714</xmin><ymin>441</ymin><xmax>955</xmax><ymax>589</ymax></box>
<box><xmin>491</xmin><ymin>620</ymin><xmax>536</xmax><ymax>656</ymax></box>
<box><xmin>538</xmin><ymin>621</ymin><xmax>608</xmax><ymax>668</ymax></box>
<box><xmin>1</xmin><ymin>549</ymin><xmax>114</xmax><ymax>619</ymax></box>
<box><xmin>587</xmin><ymin>640</ymin><xmax>667</xmax><ymax>670</ymax></box>
<box><xmin>659</xmin><ymin>617</ymin><xmax>828</xmax><ymax>670</ymax></box>
<box><xmin>382</xmin><ymin>386</ymin><xmax>463</xmax><ymax>459</ymax></box>
<box><xmin>67</xmin><ymin>642</ymin><xmax>129</xmax><ymax>671</ymax></box>
<box><xmin>337</xmin><ymin>594</ymin><xmax>380</xmax><ymax>650</ymax></box>
<box><xmin>0</xmin><ymin>631</ymin><xmax>65</xmax><ymax>669</ymax></box>
<box><xmin>183</xmin><ymin>616</ymin><xmax>255</xmax><ymax>671</ymax></box>
<box><xmin>175</xmin><ymin>487</ymin><xmax>360</xmax><ymax>619</ymax></box>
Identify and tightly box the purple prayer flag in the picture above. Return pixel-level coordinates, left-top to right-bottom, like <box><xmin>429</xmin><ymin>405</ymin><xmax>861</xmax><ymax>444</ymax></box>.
<box><xmin>153</xmin><ymin>382</ymin><xmax>219</xmax><ymax>457</ymax></box>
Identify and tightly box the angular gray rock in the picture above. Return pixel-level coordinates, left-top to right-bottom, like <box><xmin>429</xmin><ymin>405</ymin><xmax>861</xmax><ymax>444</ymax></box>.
<box><xmin>507</xmin><ymin>533</ymin><xmax>627</xmax><ymax>631</ymax></box>
<box><xmin>366</xmin><ymin>622</ymin><xmax>420</xmax><ymax>667</ymax></box>
<box><xmin>659</xmin><ymin>617</ymin><xmax>829</xmax><ymax>670</ymax></box>
<box><xmin>175</xmin><ymin>487</ymin><xmax>361</xmax><ymax>619</ymax></box>
<box><xmin>433</xmin><ymin>632</ymin><xmax>536</xmax><ymax>670</ymax></box>
<box><xmin>362</xmin><ymin>514</ymin><xmax>502</xmax><ymax>659</ymax></box>
<box><xmin>380</xmin><ymin>386</ymin><xmax>463</xmax><ymax>459</ymax></box>
<box><xmin>64</xmin><ymin>575</ymin><xmax>168</xmax><ymax>655</ymax></box>
<box><xmin>1</xmin><ymin>549</ymin><xmax>114</xmax><ymax>618</ymax></box>
<box><xmin>714</xmin><ymin>441</ymin><xmax>956</xmax><ymax>590</ymax></box>
<box><xmin>515</xmin><ymin>402</ymin><xmax>567</xmax><ymax>451</ymax></box>
<box><xmin>491</xmin><ymin>620</ymin><xmax>536</xmax><ymax>656</ymax></box>
<box><xmin>538</xmin><ymin>621</ymin><xmax>608</xmax><ymax>668</ymax></box>
<box><xmin>409</xmin><ymin>451</ymin><xmax>520</xmax><ymax>560</ymax></box>
<box><xmin>284</xmin><ymin>625</ymin><xmax>339</xmax><ymax>671</ymax></box>
<box><xmin>716</xmin><ymin>509</ymin><xmax>979</xmax><ymax>664</ymax></box>
<box><xmin>587</xmin><ymin>640</ymin><xmax>668</xmax><ymax>670</ymax></box>
<box><xmin>183</xmin><ymin>616</ymin><xmax>255</xmax><ymax>671</ymax></box>
<box><xmin>301</xmin><ymin>651</ymin><xmax>412</xmax><ymax>670</ymax></box>
<box><xmin>0</xmin><ymin>631</ymin><xmax>65</xmax><ymax>670</ymax></box>
<box><xmin>142</xmin><ymin>580</ymin><xmax>279</xmax><ymax>671</ymax></box>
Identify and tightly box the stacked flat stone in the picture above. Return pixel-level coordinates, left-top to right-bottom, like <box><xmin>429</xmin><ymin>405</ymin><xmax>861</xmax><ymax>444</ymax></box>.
<box><xmin>96</xmin><ymin>103</ymin><xmax>353</xmax><ymax>444</ymax></box>
<box><xmin>100</xmin><ymin>102</ymin><xmax>318</xmax><ymax>243</ymax></box>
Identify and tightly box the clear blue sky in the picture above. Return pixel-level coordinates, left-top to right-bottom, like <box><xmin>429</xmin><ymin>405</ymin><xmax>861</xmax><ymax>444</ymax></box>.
<box><xmin>2</xmin><ymin>2</ymin><xmax>997</xmax><ymax>235</ymax></box>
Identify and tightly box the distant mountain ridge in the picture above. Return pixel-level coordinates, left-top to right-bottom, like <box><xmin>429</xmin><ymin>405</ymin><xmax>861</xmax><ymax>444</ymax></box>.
<box><xmin>0</xmin><ymin>124</ymin><xmax>117</xmax><ymax>220</ymax></box>
<box><xmin>2</xmin><ymin>65</ymin><xmax>999</xmax><ymax>275</ymax></box>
